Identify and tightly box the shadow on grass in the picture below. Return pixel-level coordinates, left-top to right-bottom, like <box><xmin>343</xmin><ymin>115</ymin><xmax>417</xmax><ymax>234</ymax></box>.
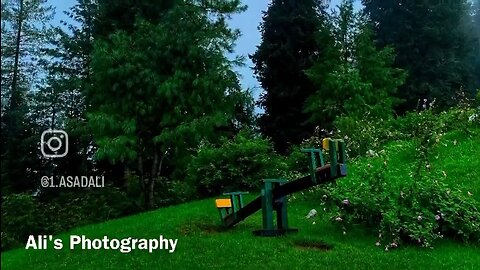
<box><xmin>293</xmin><ymin>239</ymin><xmax>333</xmax><ymax>251</ymax></box>
<box><xmin>177</xmin><ymin>218</ymin><xmax>229</xmax><ymax>236</ymax></box>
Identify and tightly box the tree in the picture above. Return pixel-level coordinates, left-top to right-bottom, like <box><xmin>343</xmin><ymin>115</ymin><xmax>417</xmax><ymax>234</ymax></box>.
<box><xmin>1</xmin><ymin>0</ymin><xmax>54</xmax><ymax>192</ymax></box>
<box><xmin>35</xmin><ymin>0</ymin><xmax>98</xmax><ymax>180</ymax></box>
<box><xmin>305</xmin><ymin>0</ymin><xmax>405</xmax><ymax>125</ymax></box>
<box><xmin>363</xmin><ymin>0</ymin><xmax>476</xmax><ymax>112</ymax></box>
<box><xmin>251</xmin><ymin>0</ymin><xmax>329</xmax><ymax>154</ymax></box>
<box><xmin>472</xmin><ymin>0</ymin><xmax>480</xmax><ymax>89</ymax></box>
<box><xmin>88</xmin><ymin>1</ymin><xmax>247</xmax><ymax>208</ymax></box>
<box><xmin>94</xmin><ymin>0</ymin><xmax>175</xmax><ymax>38</ymax></box>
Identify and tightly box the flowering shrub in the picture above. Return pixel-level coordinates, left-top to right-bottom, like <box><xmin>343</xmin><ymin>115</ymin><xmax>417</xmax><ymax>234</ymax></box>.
<box><xmin>320</xmin><ymin>154</ymin><xmax>479</xmax><ymax>249</ymax></box>
<box><xmin>334</xmin><ymin>115</ymin><xmax>396</xmax><ymax>158</ymax></box>
<box><xmin>312</xmin><ymin>103</ymin><xmax>480</xmax><ymax>249</ymax></box>
<box><xmin>334</xmin><ymin>95</ymin><xmax>479</xmax><ymax>160</ymax></box>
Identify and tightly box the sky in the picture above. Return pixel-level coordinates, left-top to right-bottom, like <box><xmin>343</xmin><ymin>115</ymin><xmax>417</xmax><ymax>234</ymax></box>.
<box><xmin>48</xmin><ymin>0</ymin><xmax>361</xmax><ymax>102</ymax></box>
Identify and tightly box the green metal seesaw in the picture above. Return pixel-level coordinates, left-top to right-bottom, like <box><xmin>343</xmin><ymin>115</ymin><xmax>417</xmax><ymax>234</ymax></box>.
<box><xmin>214</xmin><ymin>138</ymin><xmax>347</xmax><ymax>236</ymax></box>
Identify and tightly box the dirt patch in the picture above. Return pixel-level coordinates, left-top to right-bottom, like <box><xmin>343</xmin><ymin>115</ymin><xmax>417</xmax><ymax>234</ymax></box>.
<box><xmin>293</xmin><ymin>240</ymin><xmax>333</xmax><ymax>251</ymax></box>
<box><xmin>196</xmin><ymin>223</ymin><xmax>228</xmax><ymax>234</ymax></box>
<box><xmin>177</xmin><ymin>219</ymin><xmax>227</xmax><ymax>236</ymax></box>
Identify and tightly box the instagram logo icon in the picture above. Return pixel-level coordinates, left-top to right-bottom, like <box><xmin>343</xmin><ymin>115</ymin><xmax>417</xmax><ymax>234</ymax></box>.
<box><xmin>41</xmin><ymin>129</ymin><xmax>69</xmax><ymax>158</ymax></box>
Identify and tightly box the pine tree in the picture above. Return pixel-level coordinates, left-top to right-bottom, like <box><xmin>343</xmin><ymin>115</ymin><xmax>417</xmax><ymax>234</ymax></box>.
<box><xmin>31</xmin><ymin>0</ymin><xmax>99</xmax><ymax>185</ymax></box>
<box><xmin>94</xmin><ymin>0</ymin><xmax>176</xmax><ymax>37</ymax></box>
<box><xmin>251</xmin><ymin>0</ymin><xmax>328</xmax><ymax>154</ymax></box>
<box><xmin>363</xmin><ymin>0</ymin><xmax>476</xmax><ymax>112</ymax></box>
<box><xmin>305</xmin><ymin>0</ymin><xmax>405</xmax><ymax>125</ymax></box>
<box><xmin>1</xmin><ymin>0</ymin><xmax>54</xmax><ymax>192</ymax></box>
<box><xmin>88</xmin><ymin>1</ymin><xmax>247</xmax><ymax>208</ymax></box>
<box><xmin>472</xmin><ymin>0</ymin><xmax>480</xmax><ymax>89</ymax></box>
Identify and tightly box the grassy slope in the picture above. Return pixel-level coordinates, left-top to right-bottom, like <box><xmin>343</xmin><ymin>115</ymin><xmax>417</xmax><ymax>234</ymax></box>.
<box><xmin>2</xmin><ymin>130</ymin><xmax>479</xmax><ymax>270</ymax></box>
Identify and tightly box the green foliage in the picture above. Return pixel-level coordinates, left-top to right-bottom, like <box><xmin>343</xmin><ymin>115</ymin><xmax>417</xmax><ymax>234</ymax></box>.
<box><xmin>334</xmin><ymin>115</ymin><xmax>393</xmax><ymax>158</ymax></box>
<box><xmin>251</xmin><ymin>0</ymin><xmax>328</xmax><ymax>153</ymax></box>
<box><xmin>88</xmin><ymin>1</ymin><xmax>248</xmax><ymax>207</ymax></box>
<box><xmin>321</xmin><ymin>153</ymin><xmax>479</xmax><ymax>249</ymax></box>
<box><xmin>334</xmin><ymin>94</ymin><xmax>479</xmax><ymax>159</ymax></box>
<box><xmin>187</xmin><ymin>130</ymin><xmax>288</xmax><ymax>196</ymax></box>
<box><xmin>306</xmin><ymin>1</ymin><xmax>405</xmax><ymax>127</ymax></box>
<box><xmin>1</xmin><ymin>0</ymin><xmax>55</xmax><ymax>193</ymax></box>
<box><xmin>89</xmin><ymin>4</ymin><xmax>245</xmax><ymax>161</ymax></box>
<box><xmin>314</xmin><ymin>102</ymin><xmax>480</xmax><ymax>248</ymax></box>
<box><xmin>363</xmin><ymin>0</ymin><xmax>477</xmax><ymax>112</ymax></box>
<box><xmin>1</xmin><ymin>189</ymin><xmax>141</xmax><ymax>251</ymax></box>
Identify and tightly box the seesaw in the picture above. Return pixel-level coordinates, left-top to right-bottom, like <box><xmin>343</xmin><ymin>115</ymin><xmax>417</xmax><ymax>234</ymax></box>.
<box><xmin>214</xmin><ymin>138</ymin><xmax>347</xmax><ymax>236</ymax></box>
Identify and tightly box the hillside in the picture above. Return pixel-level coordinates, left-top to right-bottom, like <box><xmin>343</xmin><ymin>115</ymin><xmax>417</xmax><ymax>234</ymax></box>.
<box><xmin>2</xmin><ymin>130</ymin><xmax>479</xmax><ymax>270</ymax></box>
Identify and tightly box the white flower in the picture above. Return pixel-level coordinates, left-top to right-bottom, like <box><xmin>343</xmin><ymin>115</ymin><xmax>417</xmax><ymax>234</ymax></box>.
<box><xmin>306</xmin><ymin>209</ymin><xmax>318</xmax><ymax>219</ymax></box>
<box><xmin>375</xmin><ymin>242</ymin><xmax>381</xmax><ymax>246</ymax></box>
<box><xmin>469</xmin><ymin>113</ymin><xmax>477</xmax><ymax>122</ymax></box>
<box><xmin>335</xmin><ymin>217</ymin><xmax>343</xmax><ymax>222</ymax></box>
<box><xmin>435</xmin><ymin>215</ymin><xmax>441</xmax><ymax>221</ymax></box>
<box><xmin>417</xmin><ymin>215</ymin><xmax>423</xmax><ymax>221</ymax></box>
<box><xmin>342</xmin><ymin>199</ymin><xmax>350</xmax><ymax>206</ymax></box>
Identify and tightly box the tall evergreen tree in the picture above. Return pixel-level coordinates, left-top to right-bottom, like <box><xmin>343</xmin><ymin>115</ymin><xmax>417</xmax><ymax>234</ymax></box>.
<box><xmin>251</xmin><ymin>0</ymin><xmax>328</xmax><ymax>154</ymax></box>
<box><xmin>88</xmin><ymin>0</ymin><xmax>247</xmax><ymax>208</ymax></box>
<box><xmin>363</xmin><ymin>0</ymin><xmax>476</xmax><ymax>112</ymax></box>
<box><xmin>472</xmin><ymin>0</ymin><xmax>480</xmax><ymax>89</ymax></box>
<box><xmin>30</xmin><ymin>0</ymin><xmax>99</xmax><ymax>188</ymax></box>
<box><xmin>1</xmin><ymin>0</ymin><xmax>54</xmax><ymax>192</ymax></box>
<box><xmin>306</xmin><ymin>0</ymin><xmax>405</xmax><ymax>125</ymax></box>
<box><xmin>94</xmin><ymin>0</ymin><xmax>175</xmax><ymax>37</ymax></box>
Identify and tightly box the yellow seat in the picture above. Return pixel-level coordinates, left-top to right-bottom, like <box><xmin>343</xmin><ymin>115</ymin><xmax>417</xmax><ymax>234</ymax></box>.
<box><xmin>215</xmin><ymin>198</ymin><xmax>232</xmax><ymax>208</ymax></box>
<box><xmin>322</xmin><ymin>138</ymin><xmax>338</xmax><ymax>151</ymax></box>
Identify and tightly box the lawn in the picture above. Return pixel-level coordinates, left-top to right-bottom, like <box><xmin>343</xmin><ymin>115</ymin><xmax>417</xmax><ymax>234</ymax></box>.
<box><xmin>2</xmin><ymin>129</ymin><xmax>479</xmax><ymax>270</ymax></box>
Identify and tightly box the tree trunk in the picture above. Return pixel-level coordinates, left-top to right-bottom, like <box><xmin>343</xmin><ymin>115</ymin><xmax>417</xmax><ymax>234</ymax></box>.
<box><xmin>9</xmin><ymin>0</ymin><xmax>23</xmax><ymax>113</ymax></box>
<box><xmin>146</xmin><ymin>176</ymin><xmax>155</xmax><ymax>209</ymax></box>
<box><xmin>145</xmin><ymin>148</ymin><xmax>165</xmax><ymax>209</ymax></box>
<box><xmin>145</xmin><ymin>150</ymin><xmax>159</xmax><ymax>209</ymax></box>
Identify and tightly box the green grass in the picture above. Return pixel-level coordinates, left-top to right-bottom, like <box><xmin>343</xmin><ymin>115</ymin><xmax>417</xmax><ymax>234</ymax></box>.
<box><xmin>341</xmin><ymin>128</ymin><xmax>480</xmax><ymax>200</ymax></box>
<box><xmin>2</xmin><ymin>129</ymin><xmax>479</xmax><ymax>270</ymax></box>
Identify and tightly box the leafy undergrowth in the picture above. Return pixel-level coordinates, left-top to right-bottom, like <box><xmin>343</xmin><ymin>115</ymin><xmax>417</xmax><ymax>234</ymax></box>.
<box><xmin>2</xmin><ymin>130</ymin><xmax>479</xmax><ymax>270</ymax></box>
<box><xmin>309</xmin><ymin>128</ymin><xmax>480</xmax><ymax>248</ymax></box>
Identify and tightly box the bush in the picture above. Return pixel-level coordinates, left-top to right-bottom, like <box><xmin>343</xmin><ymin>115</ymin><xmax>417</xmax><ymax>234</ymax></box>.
<box><xmin>1</xmin><ymin>188</ymin><xmax>141</xmax><ymax>251</ymax></box>
<box><xmin>1</xmin><ymin>194</ymin><xmax>43</xmax><ymax>250</ymax></box>
<box><xmin>313</xmin><ymin>104</ymin><xmax>480</xmax><ymax>249</ymax></box>
<box><xmin>155</xmin><ymin>177</ymin><xmax>198</xmax><ymax>206</ymax></box>
<box><xmin>334</xmin><ymin>96</ymin><xmax>480</xmax><ymax>159</ymax></box>
<box><xmin>334</xmin><ymin>115</ymin><xmax>395</xmax><ymax>158</ymax></box>
<box><xmin>320</xmin><ymin>157</ymin><xmax>479</xmax><ymax>249</ymax></box>
<box><xmin>187</xmin><ymin>130</ymin><xmax>288</xmax><ymax>197</ymax></box>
